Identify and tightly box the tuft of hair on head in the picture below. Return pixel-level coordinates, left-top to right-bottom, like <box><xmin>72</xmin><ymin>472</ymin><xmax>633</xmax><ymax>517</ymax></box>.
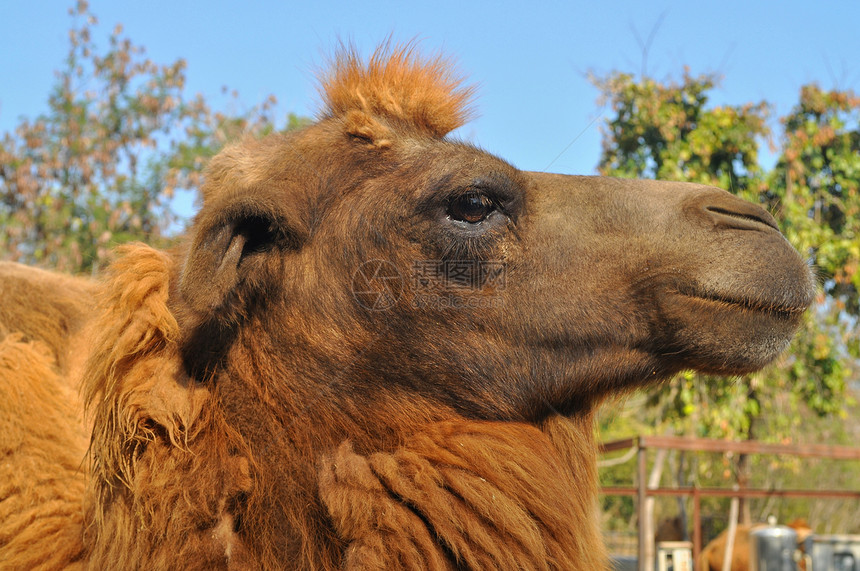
<box><xmin>320</xmin><ymin>41</ymin><xmax>476</xmax><ymax>139</ymax></box>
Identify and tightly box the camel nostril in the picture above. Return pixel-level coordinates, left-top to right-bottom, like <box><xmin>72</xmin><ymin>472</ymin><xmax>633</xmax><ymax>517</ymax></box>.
<box><xmin>705</xmin><ymin>205</ymin><xmax>779</xmax><ymax>232</ymax></box>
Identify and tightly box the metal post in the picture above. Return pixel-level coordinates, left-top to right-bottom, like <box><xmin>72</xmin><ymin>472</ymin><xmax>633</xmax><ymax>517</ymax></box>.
<box><xmin>693</xmin><ymin>486</ymin><xmax>702</xmax><ymax>571</ymax></box>
<box><xmin>638</xmin><ymin>440</ymin><xmax>650</xmax><ymax>571</ymax></box>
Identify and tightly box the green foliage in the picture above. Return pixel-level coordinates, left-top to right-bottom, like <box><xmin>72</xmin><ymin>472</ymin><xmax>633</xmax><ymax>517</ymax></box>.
<box><xmin>773</xmin><ymin>85</ymin><xmax>860</xmax><ymax>317</ymax></box>
<box><xmin>0</xmin><ymin>1</ymin><xmax>308</xmax><ymax>274</ymax></box>
<box><xmin>591</xmin><ymin>70</ymin><xmax>770</xmax><ymax>197</ymax></box>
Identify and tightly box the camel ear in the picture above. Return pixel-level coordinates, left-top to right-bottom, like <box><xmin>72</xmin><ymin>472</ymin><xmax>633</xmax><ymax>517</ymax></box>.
<box><xmin>179</xmin><ymin>194</ymin><xmax>305</xmax><ymax>317</ymax></box>
<box><xmin>342</xmin><ymin>110</ymin><xmax>394</xmax><ymax>148</ymax></box>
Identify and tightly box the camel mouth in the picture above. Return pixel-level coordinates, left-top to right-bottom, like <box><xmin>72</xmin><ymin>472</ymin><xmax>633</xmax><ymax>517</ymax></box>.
<box><xmin>676</xmin><ymin>287</ymin><xmax>810</xmax><ymax>320</ymax></box>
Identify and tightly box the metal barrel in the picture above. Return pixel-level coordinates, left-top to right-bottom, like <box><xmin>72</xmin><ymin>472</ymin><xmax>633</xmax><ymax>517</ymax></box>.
<box><xmin>750</xmin><ymin>525</ymin><xmax>798</xmax><ymax>571</ymax></box>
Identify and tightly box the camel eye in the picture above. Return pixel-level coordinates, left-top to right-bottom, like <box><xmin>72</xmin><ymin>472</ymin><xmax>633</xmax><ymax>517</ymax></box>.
<box><xmin>449</xmin><ymin>192</ymin><xmax>495</xmax><ymax>223</ymax></box>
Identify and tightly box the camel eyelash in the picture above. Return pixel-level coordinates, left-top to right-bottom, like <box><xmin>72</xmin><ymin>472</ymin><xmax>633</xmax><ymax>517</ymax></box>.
<box><xmin>447</xmin><ymin>191</ymin><xmax>497</xmax><ymax>223</ymax></box>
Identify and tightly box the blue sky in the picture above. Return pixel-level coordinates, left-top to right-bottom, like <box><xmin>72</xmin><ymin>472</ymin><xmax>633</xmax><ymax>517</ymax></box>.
<box><xmin>2</xmin><ymin>1</ymin><xmax>859</xmax><ymax>186</ymax></box>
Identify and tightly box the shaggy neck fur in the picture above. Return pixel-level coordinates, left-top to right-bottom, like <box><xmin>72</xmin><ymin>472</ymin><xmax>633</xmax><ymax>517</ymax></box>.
<box><xmin>77</xmin><ymin>243</ymin><xmax>607</xmax><ymax>569</ymax></box>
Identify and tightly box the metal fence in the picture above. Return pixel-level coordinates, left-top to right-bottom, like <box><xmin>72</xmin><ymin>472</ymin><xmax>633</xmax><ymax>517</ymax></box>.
<box><xmin>599</xmin><ymin>436</ymin><xmax>860</xmax><ymax>571</ymax></box>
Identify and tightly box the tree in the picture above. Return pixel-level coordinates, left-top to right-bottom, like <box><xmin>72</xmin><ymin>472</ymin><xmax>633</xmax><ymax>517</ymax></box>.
<box><xmin>592</xmin><ymin>70</ymin><xmax>770</xmax><ymax>196</ymax></box>
<box><xmin>0</xmin><ymin>1</ymin><xmax>307</xmax><ymax>274</ymax></box>
<box><xmin>592</xmin><ymin>70</ymin><xmax>859</xmax><ymax>525</ymax></box>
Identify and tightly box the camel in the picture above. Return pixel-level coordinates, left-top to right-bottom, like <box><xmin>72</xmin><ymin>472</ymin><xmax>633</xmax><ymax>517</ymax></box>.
<box><xmin>0</xmin><ymin>45</ymin><xmax>815</xmax><ymax>569</ymax></box>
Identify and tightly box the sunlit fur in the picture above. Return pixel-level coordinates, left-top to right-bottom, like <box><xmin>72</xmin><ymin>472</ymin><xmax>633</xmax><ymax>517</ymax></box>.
<box><xmin>0</xmin><ymin>336</ymin><xmax>87</xmax><ymax>569</ymax></box>
<box><xmin>0</xmin><ymin>262</ymin><xmax>94</xmax><ymax>373</ymax></box>
<box><xmin>320</xmin><ymin>43</ymin><xmax>474</xmax><ymax>138</ymax></box>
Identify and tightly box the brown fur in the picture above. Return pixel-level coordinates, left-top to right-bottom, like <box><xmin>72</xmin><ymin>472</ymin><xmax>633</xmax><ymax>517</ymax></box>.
<box><xmin>0</xmin><ymin>45</ymin><xmax>815</xmax><ymax>569</ymax></box>
<box><xmin>0</xmin><ymin>262</ymin><xmax>95</xmax><ymax>374</ymax></box>
<box><xmin>320</xmin><ymin>43</ymin><xmax>474</xmax><ymax>138</ymax></box>
<box><xmin>81</xmin><ymin>245</ymin><xmax>254</xmax><ymax>569</ymax></box>
<box><xmin>0</xmin><ymin>336</ymin><xmax>87</xmax><ymax>569</ymax></box>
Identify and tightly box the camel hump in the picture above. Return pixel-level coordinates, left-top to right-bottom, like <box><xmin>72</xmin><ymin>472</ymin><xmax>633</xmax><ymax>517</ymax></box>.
<box><xmin>0</xmin><ymin>261</ymin><xmax>96</xmax><ymax>372</ymax></box>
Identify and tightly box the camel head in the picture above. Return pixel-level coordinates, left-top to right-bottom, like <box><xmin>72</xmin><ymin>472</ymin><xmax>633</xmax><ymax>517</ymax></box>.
<box><xmin>175</xmin><ymin>46</ymin><xmax>814</xmax><ymax>424</ymax></box>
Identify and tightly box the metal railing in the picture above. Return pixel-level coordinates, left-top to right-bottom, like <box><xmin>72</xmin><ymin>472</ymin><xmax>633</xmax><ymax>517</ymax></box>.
<box><xmin>599</xmin><ymin>436</ymin><xmax>860</xmax><ymax>571</ymax></box>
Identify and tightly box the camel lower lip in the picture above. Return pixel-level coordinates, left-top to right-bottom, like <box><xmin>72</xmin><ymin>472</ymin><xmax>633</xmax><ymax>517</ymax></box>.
<box><xmin>677</xmin><ymin>291</ymin><xmax>805</xmax><ymax>319</ymax></box>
